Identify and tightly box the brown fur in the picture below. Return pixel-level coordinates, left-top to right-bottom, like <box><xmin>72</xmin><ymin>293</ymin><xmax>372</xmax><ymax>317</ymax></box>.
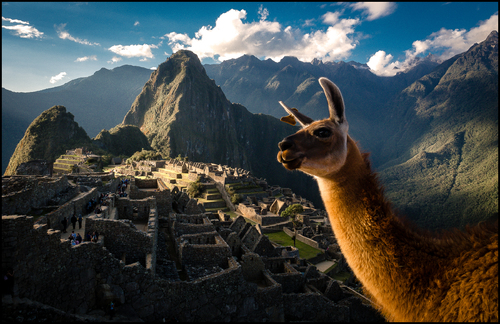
<box><xmin>277</xmin><ymin>78</ymin><xmax>498</xmax><ymax>322</ymax></box>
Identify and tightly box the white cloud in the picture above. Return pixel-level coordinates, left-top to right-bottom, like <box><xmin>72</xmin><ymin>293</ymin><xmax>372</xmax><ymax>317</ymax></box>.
<box><xmin>258</xmin><ymin>5</ymin><xmax>269</xmax><ymax>21</ymax></box>
<box><xmin>134</xmin><ymin>21</ymin><xmax>140</xmax><ymax>27</ymax></box>
<box><xmin>368</xmin><ymin>12</ymin><xmax>498</xmax><ymax>76</ymax></box>
<box><xmin>349</xmin><ymin>2</ymin><xmax>397</xmax><ymax>21</ymax></box>
<box><xmin>367</xmin><ymin>50</ymin><xmax>398</xmax><ymax>76</ymax></box>
<box><xmin>75</xmin><ymin>55</ymin><xmax>97</xmax><ymax>62</ymax></box>
<box><xmin>303</xmin><ymin>19</ymin><xmax>315</xmax><ymax>27</ymax></box>
<box><xmin>56</xmin><ymin>23</ymin><xmax>100</xmax><ymax>46</ymax></box>
<box><xmin>2</xmin><ymin>16</ymin><xmax>29</xmax><ymax>24</ymax></box>
<box><xmin>164</xmin><ymin>8</ymin><xmax>360</xmax><ymax>63</ymax></box>
<box><xmin>107</xmin><ymin>56</ymin><xmax>122</xmax><ymax>64</ymax></box>
<box><xmin>108</xmin><ymin>44</ymin><xmax>158</xmax><ymax>59</ymax></box>
<box><xmin>2</xmin><ymin>16</ymin><xmax>44</xmax><ymax>38</ymax></box>
<box><xmin>49</xmin><ymin>72</ymin><xmax>67</xmax><ymax>84</ymax></box>
<box><xmin>150</xmin><ymin>67</ymin><xmax>157</xmax><ymax>70</ymax></box>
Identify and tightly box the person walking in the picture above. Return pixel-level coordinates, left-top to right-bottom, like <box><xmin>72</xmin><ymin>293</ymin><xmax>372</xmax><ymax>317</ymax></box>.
<box><xmin>61</xmin><ymin>217</ymin><xmax>68</xmax><ymax>233</ymax></box>
<box><xmin>77</xmin><ymin>214</ymin><xmax>83</xmax><ymax>229</ymax></box>
<box><xmin>109</xmin><ymin>301</ymin><xmax>115</xmax><ymax>320</ymax></box>
<box><xmin>70</xmin><ymin>214</ymin><xmax>77</xmax><ymax>230</ymax></box>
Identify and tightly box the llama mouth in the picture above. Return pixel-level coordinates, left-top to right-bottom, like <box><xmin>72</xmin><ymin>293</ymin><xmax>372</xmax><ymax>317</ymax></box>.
<box><xmin>277</xmin><ymin>151</ymin><xmax>303</xmax><ymax>170</ymax></box>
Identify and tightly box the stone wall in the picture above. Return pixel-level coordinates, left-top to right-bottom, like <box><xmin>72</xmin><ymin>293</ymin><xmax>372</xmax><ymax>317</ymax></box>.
<box><xmin>2</xmin><ymin>176</ymin><xmax>71</xmax><ymax>215</ymax></box>
<box><xmin>133</xmin><ymin>178</ymin><xmax>157</xmax><ymax>189</ymax></box>
<box><xmin>241</xmin><ymin>225</ymin><xmax>261</xmax><ymax>250</ymax></box>
<box><xmin>86</xmin><ymin>200</ymin><xmax>158</xmax><ymax>273</ymax></box>
<box><xmin>2</xmin><ymin>211</ymin><xmax>382</xmax><ymax>322</ymax></box>
<box><xmin>177</xmin><ymin>231</ymin><xmax>232</xmax><ymax>268</ymax></box>
<box><xmin>128</xmin><ymin>178</ymin><xmax>172</xmax><ymax>216</ymax></box>
<box><xmin>44</xmin><ymin>187</ymin><xmax>99</xmax><ymax>231</ymax></box>
<box><xmin>85</xmin><ymin>217</ymin><xmax>151</xmax><ymax>267</ymax></box>
<box><xmin>238</xmin><ymin>203</ymin><xmax>283</xmax><ymax>226</ymax></box>
<box><xmin>214</xmin><ymin>181</ymin><xmax>236</xmax><ymax>212</ymax></box>
<box><xmin>283</xmin><ymin>292</ymin><xmax>349</xmax><ymax>321</ymax></box>
<box><xmin>267</xmin><ymin>262</ymin><xmax>305</xmax><ymax>294</ymax></box>
<box><xmin>169</xmin><ymin>214</ymin><xmax>215</xmax><ymax>237</ymax></box>
<box><xmin>284</xmin><ymin>227</ymin><xmax>324</xmax><ymax>251</ymax></box>
<box><xmin>115</xmin><ymin>197</ymin><xmax>154</xmax><ymax>222</ymax></box>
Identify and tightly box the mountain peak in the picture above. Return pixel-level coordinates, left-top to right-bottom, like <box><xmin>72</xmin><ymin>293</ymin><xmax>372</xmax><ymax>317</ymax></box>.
<box><xmin>4</xmin><ymin>105</ymin><xmax>91</xmax><ymax>175</ymax></box>
<box><xmin>152</xmin><ymin>50</ymin><xmax>205</xmax><ymax>85</ymax></box>
<box><xmin>279</xmin><ymin>56</ymin><xmax>301</xmax><ymax>66</ymax></box>
<box><xmin>486</xmin><ymin>30</ymin><xmax>498</xmax><ymax>42</ymax></box>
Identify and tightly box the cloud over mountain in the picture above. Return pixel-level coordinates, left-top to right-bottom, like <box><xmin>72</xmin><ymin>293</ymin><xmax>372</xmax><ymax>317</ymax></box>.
<box><xmin>108</xmin><ymin>44</ymin><xmax>158</xmax><ymax>60</ymax></box>
<box><xmin>164</xmin><ymin>8</ymin><xmax>360</xmax><ymax>63</ymax></box>
<box><xmin>368</xmin><ymin>12</ymin><xmax>498</xmax><ymax>76</ymax></box>
<box><xmin>49</xmin><ymin>72</ymin><xmax>67</xmax><ymax>84</ymax></box>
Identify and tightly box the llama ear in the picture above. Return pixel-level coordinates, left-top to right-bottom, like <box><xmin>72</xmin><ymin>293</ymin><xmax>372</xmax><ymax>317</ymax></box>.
<box><xmin>280</xmin><ymin>114</ymin><xmax>297</xmax><ymax>126</ymax></box>
<box><xmin>279</xmin><ymin>101</ymin><xmax>314</xmax><ymax>127</ymax></box>
<box><xmin>319</xmin><ymin>77</ymin><xmax>345</xmax><ymax>124</ymax></box>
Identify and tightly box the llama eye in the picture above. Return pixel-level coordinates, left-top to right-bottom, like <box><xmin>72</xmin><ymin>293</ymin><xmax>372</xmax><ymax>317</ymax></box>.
<box><xmin>314</xmin><ymin>128</ymin><xmax>331</xmax><ymax>138</ymax></box>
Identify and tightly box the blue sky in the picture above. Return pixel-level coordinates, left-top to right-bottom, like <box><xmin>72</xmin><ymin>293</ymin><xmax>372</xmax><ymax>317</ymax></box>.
<box><xmin>2</xmin><ymin>2</ymin><xmax>498</xmax><ymax>92</ymax></box>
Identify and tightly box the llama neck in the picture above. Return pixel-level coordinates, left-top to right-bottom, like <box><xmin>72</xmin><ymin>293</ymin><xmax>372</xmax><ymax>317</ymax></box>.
<box><xmin>316</xmin><ymin>136</ymin><xmax>426</xmax><ymax>320</ymax></box>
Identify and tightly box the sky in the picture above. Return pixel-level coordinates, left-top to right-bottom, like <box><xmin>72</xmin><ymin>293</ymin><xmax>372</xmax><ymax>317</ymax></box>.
<box><xmin>2</xmin><ymin>2</ymin><xmax>498</xmax><ymax>93</ymax></box>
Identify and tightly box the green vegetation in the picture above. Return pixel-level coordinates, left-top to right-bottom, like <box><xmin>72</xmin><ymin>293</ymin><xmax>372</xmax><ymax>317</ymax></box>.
<box><xmin>231</xmin><ymin>193</ymin><xmax>242</xmax><ymax>204</ymax></box>
<box><xmin>186</xmin><ymin>176</ymin><xmax>204</xmax><ymax>198</ymax></box>
<box><xmin>175</xmin><ymin>154</ymin><xmax>188</xmax><ymax>162</ymax></box>
<box><xmin>126</xmin><ymin>149</ymin><xmax>163</xmax><ymax>164</ymax></box>
<box><xmin>225</xmin><ymin>184</ymin><xmax>243</xmax><ymax>204</ymax></box>
<box><xmin>281</xmin><ymin>204</ymin><xmax>303</xmax><ymax>220</ymax></box>
<box><xmin>330</xmin><ymin>271</ymin><xmax>352</xmax><ymax>283</ymax></box>
<box><xmin>93</xmin><ymin>124</ymin><xmax>152</xmax><ymax>157</ymax></box>
<box><xmin>4</xmin><ymin>105</ymin><xmax>92</xmax><ymax>176</ymax></box>
<box><xmin>100</xmin><ymin>154</ymin><xmax>113</xmax><ymax>167</ymax></box>
<box><xmin>226</xmin><ymin>211</ymin><xmax>239</xmax><ymax>219</ymax></box>
<box><xmin>265</xmin><ymin>231</ymin><xmax>322</xmax><ymax>260</ymax></box>
<box><xmin>281</xmin><ymin>204</ymin><xmax>304</xmax><ymax>244</ymax></box>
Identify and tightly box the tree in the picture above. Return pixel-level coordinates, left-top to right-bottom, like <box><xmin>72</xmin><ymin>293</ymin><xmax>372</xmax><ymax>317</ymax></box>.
<box><xmin>187</xmin><ymin>176</ymin><xmax>204</xmax><ymax>198</ymax></box>
<box><xmin>231</xmin><ymin>193</ymin><xmax>242</xmax><ymax>204</ymax></box>
<box><xmin>281</xmin><ymin>204</ymin><xmax>304</xmax><ymax>246</ymax></box>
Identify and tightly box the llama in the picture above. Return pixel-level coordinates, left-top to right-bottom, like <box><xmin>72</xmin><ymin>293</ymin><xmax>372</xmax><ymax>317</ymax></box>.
<box><xmin>276</xmin><ymin>77</ymin><xmax>498</xmax><ymax>322</ymax></box>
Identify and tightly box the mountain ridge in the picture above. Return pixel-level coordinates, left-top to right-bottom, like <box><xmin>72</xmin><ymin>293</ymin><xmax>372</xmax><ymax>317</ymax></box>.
<box><xmin>2</xmin><ymin>65</ymin><xmax>153</xmax><ymax>173</ymax></box>
<box><xmin>3</xmin><ymin>31</ymin><xmax>497</xmax><ymax>230</ymax></box>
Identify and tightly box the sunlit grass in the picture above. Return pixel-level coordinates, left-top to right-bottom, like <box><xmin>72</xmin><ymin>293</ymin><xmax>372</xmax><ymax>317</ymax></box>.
<box><xmin>265</xmin><ymin>231</ymin><xmax>322</xmax><ymax>260</ymax></box>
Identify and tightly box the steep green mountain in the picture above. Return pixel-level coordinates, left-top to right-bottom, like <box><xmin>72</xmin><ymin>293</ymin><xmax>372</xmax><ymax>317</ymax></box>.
<box><xmin>123</xmin><ymin>50</ymin><xmax>322</xmax><ymax>207</ymax></box>
<box><xmin>378</xmin><ymin>31</ymin><xmax>498</xmax><ymax>230</ymax></box>
<box><xmin>93</xmin><ymin>124</ymin><xmax>152</xmax><ymax>157</ymax></box>
<box><xmin>2</xmin><ymin>65</ymin><xmax>152</xmax><ymax>173</ymax></box>
<box><xmin>4</xmin><ymin>106</ymin><xmax>92</xmax><ymax>176</ymax></box>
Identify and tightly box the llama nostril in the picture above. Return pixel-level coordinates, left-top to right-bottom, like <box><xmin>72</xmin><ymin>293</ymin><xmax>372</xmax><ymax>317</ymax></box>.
<box><xmin>278</xmin><ymin>139</ymin><xmax>294</xmax><ymax>151</ymax></box>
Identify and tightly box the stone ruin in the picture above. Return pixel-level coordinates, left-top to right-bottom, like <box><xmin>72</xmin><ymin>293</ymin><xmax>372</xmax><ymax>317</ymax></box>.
<box><xmin>2</xmin><ymin>166</ymin><xmax>385</xmax><ymax>322</ymax></box>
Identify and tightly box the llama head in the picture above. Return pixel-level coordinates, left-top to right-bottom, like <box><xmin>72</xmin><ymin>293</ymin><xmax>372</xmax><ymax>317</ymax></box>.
<box><xmin>277</xmin><ymin>77</ymin><xmax>349</xmax><ymax>178</ymax></box>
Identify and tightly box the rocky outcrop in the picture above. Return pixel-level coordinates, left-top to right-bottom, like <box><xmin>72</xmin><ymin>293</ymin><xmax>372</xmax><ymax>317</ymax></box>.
<box><xmin>93</xmin><ymin>124</ymin><xmax>151</xmax><ymax>157</ymax></box>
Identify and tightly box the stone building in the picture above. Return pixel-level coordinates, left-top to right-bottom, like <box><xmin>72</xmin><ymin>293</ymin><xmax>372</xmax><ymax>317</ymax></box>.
<box><xmin>2</xmin><ymin>161</ymin><xmax>385</xmax><ymax>322</ymax></box>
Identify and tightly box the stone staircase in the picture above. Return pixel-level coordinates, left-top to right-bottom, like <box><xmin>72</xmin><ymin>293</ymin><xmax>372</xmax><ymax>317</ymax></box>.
<box><xmin>152</xmin><ymin>168</ymin><xmax>229</xmax><ymax>213</ymax></box>
<box><xmin>152</xmin><ymin>168</ymin><xmax>192</xmax><ymax>189</ymax></box>
<box><xmin>53</xmin><ymin>154</ymin><xmax>82</xmax><ymax>174</ymax></box>
<box><xmin>200</xmin><ymin>183</ymin><xmax>228</xmax><ymax>212</ymax></box>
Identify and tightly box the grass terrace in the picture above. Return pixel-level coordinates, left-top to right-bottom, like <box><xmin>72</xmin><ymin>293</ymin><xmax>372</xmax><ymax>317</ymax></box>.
<box><xmin>265</xmin><ymin>231</ymin><xmax>322</xmax><ymax>260</ymax></box>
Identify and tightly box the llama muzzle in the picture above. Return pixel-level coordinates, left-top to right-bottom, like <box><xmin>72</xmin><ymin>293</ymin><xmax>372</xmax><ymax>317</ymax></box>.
<box><xmin>277</xmin><ymin>139</ymin><xmax>303</xmax><ymax>170</ymax></box>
